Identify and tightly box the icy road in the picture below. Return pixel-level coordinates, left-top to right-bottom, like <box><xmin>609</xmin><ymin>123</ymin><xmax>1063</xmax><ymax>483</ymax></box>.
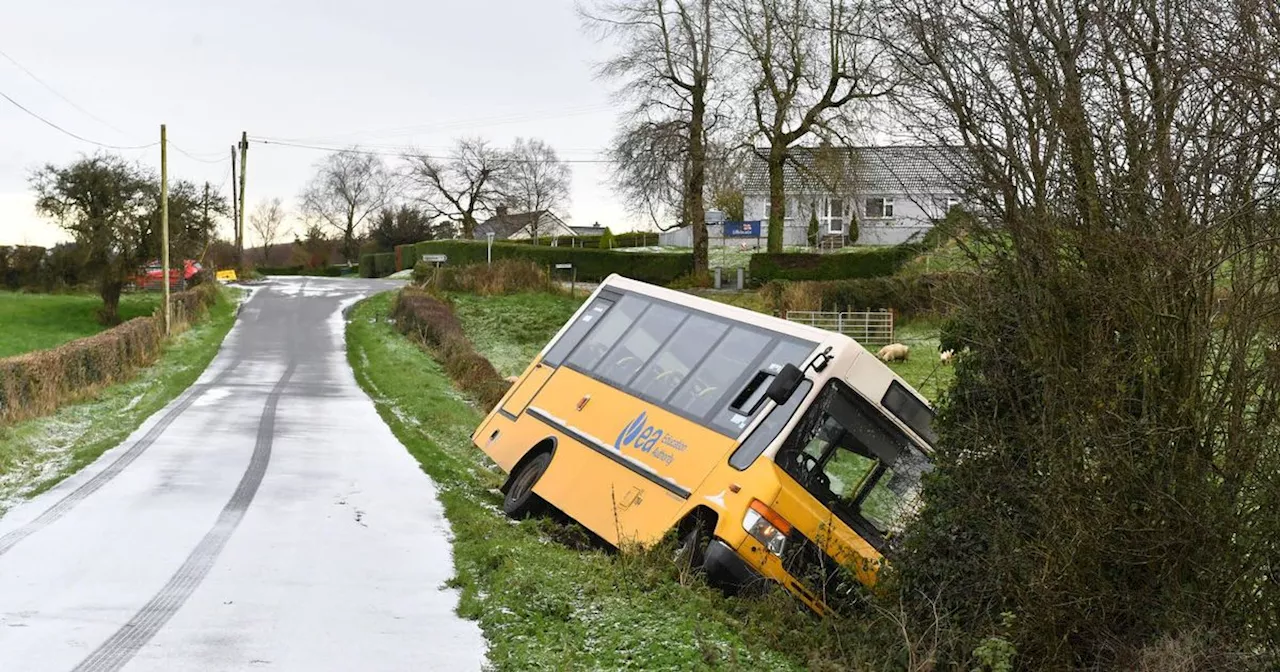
<box><xmin>0</xmin><ymin>277</ymin><xmax>486</xmax><ymax>671</ymax></box>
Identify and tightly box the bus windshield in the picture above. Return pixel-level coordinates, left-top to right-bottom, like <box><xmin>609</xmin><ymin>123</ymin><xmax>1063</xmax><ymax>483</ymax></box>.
<box><xmin>775</xmin><ymin>379</ymin><xmax>932</xmax><ymax>551</ymax></box>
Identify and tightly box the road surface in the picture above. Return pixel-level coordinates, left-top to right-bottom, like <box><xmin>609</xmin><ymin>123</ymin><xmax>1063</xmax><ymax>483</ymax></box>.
<box><xmin>0</xmin><ymin>277</ymin><xmax>486</xmax><ymax>671</ymax></box>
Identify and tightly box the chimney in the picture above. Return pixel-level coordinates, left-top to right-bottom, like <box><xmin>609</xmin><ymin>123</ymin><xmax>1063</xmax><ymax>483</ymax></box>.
<box><xmin>496</xmin><ymin>205</ymin><xmax>509</xmax><ymax>218</ymax></box>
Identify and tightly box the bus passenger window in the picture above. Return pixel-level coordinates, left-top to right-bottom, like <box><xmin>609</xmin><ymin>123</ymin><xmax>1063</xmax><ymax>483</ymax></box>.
<box><xmin>566</xmin><ymin>295</ymin><xmax>649</xmax><ymax>372</ymax></box>
<box><xmin>595</xmin><ymin>303</ymin><xmax>686</xmax><ymax>386</ymax></box>
<box><xmin>543</xmin><ymin>297</ymin><xmax>615</xmax><ymax>367</ymax></box>
<box><xmin>629</xmin><ymin>314</ymin><xmax>727</xmax><ymax>402</ymax></box>
<box><xmin>670</xmin><ymin>327</ymin><xmax>772</xmax><ymax>418</ymax></box>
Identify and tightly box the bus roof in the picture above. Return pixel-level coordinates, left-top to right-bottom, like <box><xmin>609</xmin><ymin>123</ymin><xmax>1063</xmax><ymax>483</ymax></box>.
<box><xmin>599</xmin><ymin>274</ymin><xmax>850</xmax><ymax>347</ymax></box>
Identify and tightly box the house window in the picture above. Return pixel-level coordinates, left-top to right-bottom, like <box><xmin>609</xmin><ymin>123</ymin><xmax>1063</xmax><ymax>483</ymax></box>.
<box><xmin>865</xmin><ymin>197</ymin><xmax>895</xmax><ymax>219</ymax></box>
<box><xmin>820</xmin><ymin>198</ymin><xmax>847</xmax><ymax>234</ymax></box>
<box><xmin>946</xmin><ymin>197</ymin><xmax>962</xmax><ymax>212</ymax></box>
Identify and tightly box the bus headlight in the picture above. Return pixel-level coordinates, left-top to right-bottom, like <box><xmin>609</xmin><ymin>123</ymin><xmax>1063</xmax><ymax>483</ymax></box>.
<box><xmin>743</xmin><ymin>499</ymin><xmax>792</xmax><ymax>557</ymax></box>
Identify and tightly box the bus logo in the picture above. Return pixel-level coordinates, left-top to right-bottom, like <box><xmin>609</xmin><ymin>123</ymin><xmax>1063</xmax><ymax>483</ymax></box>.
<box><xmin>616</xmin><ymin>412</ymin><xmax>649</xmax><ymax>450</ymax></box>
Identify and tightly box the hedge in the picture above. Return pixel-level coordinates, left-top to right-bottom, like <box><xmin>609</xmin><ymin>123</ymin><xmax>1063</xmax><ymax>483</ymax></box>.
<box><xmin>0</xmin><ymin>283</ymin><xmax>221</xmax><ymax>424</ymax></box>
<box><xmin>748</xmin><ymin>244</ymin><xmax>922</xmax><ymax>283</ymax></box>
<box><xmin>392</xmin><ymin>288</ymin><xmax>510</xmax><ymax>409</ymax></box>
<box><xmin>410</xmin><ymin>240</ymin><xmax>692</xmax><ymax>285</ymax></box>
<box><xmin>762</xmin><ymin>272</ymin><xmax>972</xmax><ymax>319</ymax></box>
<box><xmin>256</xmin><ymin>265</ymin><xmax>345</xmax><ymax>277</ymax></box>
<box><xmin>359</xmin><ymin>253</ymin><xmax>396</xmax><ymax>278</ymax></box>
<box><xmin>394</xmin><ymin>244</ymin><xmax>417</xmax><ymax>271</ymax></box>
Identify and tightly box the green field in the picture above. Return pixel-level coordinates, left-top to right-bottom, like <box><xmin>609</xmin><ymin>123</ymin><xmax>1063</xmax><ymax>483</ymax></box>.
<box><xmin>0</xmin><ymin>292</ymin><xmax>161</xmax><ymax>358</ymax></box>
<box><xmin>0</xmin><ymin>288</ymin><xmax>237</xmax><ymax>509</ymax></box>
<box><xmin>348</xmin><ymin>292</ymin><xmax>867</xmax><ymax>671</ymax></box>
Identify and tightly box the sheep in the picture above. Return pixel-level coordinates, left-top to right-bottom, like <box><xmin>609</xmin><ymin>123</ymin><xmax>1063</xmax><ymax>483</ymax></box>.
<box><xmin>877</xmin><ymin>343</ymin><xmax>910</xmax><ymax>362</ymax></box>
<box><xmin>940</xmin><ymin>349</ymin><xmax>955</xmax><ymax>364</ymax></box>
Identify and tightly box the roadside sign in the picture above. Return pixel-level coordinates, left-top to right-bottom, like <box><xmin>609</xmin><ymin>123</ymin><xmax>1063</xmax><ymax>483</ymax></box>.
<box><xmin>554</xmin><ymin>263</ymin><xmax>573</xmax><ymax>269</ymax></box>
<box><xmin>421</xmin><ymin>254</ymin><xmax>448</xmax><ymax>263</ymax></box>
<box><xmin>723</xmin><ymin>221</ymin><xmax>762</xmax><ymax>238</ymax></box>
<box><xmin>216</xmin><ymin>269</ymin><xmax>237</xmax><ymax>282</ymax></box>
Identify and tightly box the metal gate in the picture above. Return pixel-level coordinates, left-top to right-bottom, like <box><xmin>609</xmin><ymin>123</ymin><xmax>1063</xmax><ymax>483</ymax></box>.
<box><xmin>784</xmin><ymin>310</ymin><xmax>894</xmax><ymax>345</ymax></box>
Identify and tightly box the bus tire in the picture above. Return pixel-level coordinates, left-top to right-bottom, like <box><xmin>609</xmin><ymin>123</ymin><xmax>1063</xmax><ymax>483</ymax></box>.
<box><xmin>674</xmin><ymin>510</ymin><xmax>715</xmax><ymax>572</ymax></box>
<box><xmin>503</xmin><ymin>452</ymin><xmax>552</xmax><ymax>519</ymax></box>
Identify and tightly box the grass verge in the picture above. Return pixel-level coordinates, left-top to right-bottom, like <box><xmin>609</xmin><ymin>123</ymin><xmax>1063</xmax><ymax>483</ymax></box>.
<box><xmin>346</xmin><ymin>291</ymin><xmax>862</xmax><ymax>671</ymax></box>
<box><xmin>0</xmin><ymin>291</ymin><xmax>160</xmax><ymax>358</ymax></box>
<box><xmin>0</xmin><ymin>287</ymin><xmax>238</xmax><ymax>510</ymax></box>
<box><xmin>449</xmin><ymin>292</ymin><xmax>581</xmax><ymax>378</ymax></box>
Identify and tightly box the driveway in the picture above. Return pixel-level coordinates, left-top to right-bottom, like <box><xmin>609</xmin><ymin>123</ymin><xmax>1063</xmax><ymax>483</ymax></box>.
<box><xmin>0</xmin><ymin>277</ymin><xmax>486</xmax><ymax>671</ymax></box>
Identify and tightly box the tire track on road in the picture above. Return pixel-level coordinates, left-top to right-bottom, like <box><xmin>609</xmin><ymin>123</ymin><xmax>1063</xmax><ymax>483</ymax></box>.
<box><xmin>71</xmin><ymin>363</ymin><xmax>296</xmax><ymax>672</ymax></box>
<box><xmin>0</xmin><ymin>360</ymin><xmax>244</xmax><ymax>559</ymax></box>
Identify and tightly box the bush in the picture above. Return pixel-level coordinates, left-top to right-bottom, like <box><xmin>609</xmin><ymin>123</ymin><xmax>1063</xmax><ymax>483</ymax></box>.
<box><xmin>391</xmin><ymin>288</ymin><xmax>509</xmax><ymax>409</ymax></box>
<box><xmin>432</xmin><ymin>260</ymin><xmax>548</xmax><ymax>295</ymax></box>
<box><xmin>748</xmin><ymin>244</ymin><xmax>920</xmax><ymax>283</ymax></box>
<box><xmin>359</xmin><ymin>254</ymin><xmax>376</xmax><ymax>278</ymax></box>
<box><xmin>411</xmin><ymin>240</ymin><xmax>691</xmax><ymax>285</ymax></box>
<box><xmin>807</xmin><ymin>211</ymin><xmax>819</xmax><ymax>247</ymax></box>
<box><xmin>611</xmin><ymin>231</ymin><xmax>661</xmax><ymax>248</ymax></box>
<box><xmin>762</xmin><ymin>273</ymin><xmax>969</xmax><ymax>318</ymax></box>
<box><xmin>0</xmin><ymin>284</ymin><xmax>220</xmax><ymax>424</ymax></box>
<box><xmin>0</xmin><ymin>245</ymin><xmax>49</xmax><ymax>290</ymax></box>
<box><xmin>848</xmin><ymin>215</ymin><xmax>860</xmax><ymax>245</ymax></box>
<box><xmin>599</xmin><ymin>227</ymin><xmax>616</xmax><ymax>249</ymax></box>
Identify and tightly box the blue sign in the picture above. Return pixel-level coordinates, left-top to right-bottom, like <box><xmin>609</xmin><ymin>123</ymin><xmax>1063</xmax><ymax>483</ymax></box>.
<box><xmin>723</xmin><ymin>220</ymin><xmax>762</xmax><ymax>238</ymax></box>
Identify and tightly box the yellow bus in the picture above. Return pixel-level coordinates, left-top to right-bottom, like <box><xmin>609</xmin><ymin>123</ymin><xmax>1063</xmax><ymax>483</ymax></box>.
<box><xmin>471</xmin><ymin>275</ymin><xmax>936</xmax><ymax>614</ymax></box>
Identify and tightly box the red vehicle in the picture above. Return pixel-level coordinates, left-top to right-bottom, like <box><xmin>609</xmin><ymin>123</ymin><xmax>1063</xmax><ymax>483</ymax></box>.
<box><xmin>134</xmin><ymin>260</ymin><xmax>202</xmax><ymax>290</ymax></box>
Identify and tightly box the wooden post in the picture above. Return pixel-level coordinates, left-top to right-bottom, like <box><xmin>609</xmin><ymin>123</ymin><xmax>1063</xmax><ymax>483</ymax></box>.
<box><xmin>238</xmin><ymin>132</ymin><xmax>248</xmax><ymax>268</ymax></box>
<box><xmin>231</xmin><ymin>145</ymin><xmax>239</xmax><ymax>267</ymax></box>
<box><xmin>160</xmin><ymin>124</ymin><xmax>171</xmax><ymax>335</ymax></box>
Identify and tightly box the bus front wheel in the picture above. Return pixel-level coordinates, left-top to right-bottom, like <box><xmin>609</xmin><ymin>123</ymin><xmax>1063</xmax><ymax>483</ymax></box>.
<box><xmin>503</xmin><ymin>452</ymin><xmax>552</xmax><ymax>519</ymax></box>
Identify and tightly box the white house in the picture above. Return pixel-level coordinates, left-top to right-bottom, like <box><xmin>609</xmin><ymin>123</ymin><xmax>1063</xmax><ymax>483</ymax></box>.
<box><xmin>742</xmin><ymin>145</ymin><xmax>966</xmax><ymax>246</ymax></box>
<box><xmin>473</xmin><ymin>207</ymin><xmax>577</xmax><ymax>241</ymax></box>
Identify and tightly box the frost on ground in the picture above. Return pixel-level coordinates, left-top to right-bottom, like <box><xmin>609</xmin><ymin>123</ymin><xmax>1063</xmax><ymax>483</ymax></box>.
<box><xmin>0</xmin><ymin>291</ymin><xmax>241</xmax><ymax>516</ymax></box>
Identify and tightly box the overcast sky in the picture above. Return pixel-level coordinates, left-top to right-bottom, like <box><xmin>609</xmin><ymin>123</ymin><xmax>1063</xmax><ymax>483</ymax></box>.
<box><xmin>0</xmin><ymin>0</ymin><xmax>646</xmax><ymax>247</ymax></box>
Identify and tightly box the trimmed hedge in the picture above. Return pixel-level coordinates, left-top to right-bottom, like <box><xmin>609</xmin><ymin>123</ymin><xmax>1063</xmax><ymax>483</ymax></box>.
<box><xmin>511</xmin><ymin>231</ymin><xmax>660</xmax><ymax>249</ymax></box>
<box><xmin>0</xmin><ymin>283</ymin><xmax>221</xmax><ymax>424</ymax></box>
<box><xmin>394</xmin><ymin>244</ymin><xmax>417</xmax><ymax>271</ymax></box>
<box><xmin>359</xmin><ymin>253</ymin><xmax>396</xmax><ymax>278</ymax></box>
<box><xmin>762</xmin><ymin>272</ymin><xmax>972</xmax><ymax>319</ymax></box>
<box><xmin>256</xmin><ymin>265</ymin><xmax>345</xmax><ymax>277</ymax></box>
<box><xmin>748</xmin><ymin>244</ymin><xmax>922</xmax><ymax>283</ymax></box>
<box><xmin>411</xmin><ymin>240</ymin><xmax>691</xmax><ymax>285</ymax></box>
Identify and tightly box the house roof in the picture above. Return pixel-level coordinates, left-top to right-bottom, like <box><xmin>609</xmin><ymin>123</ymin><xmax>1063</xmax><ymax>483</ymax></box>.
<box><xmin>474</xmin><ymin>210</ymin><xmax>555</xmax><ymax>238</ymax></box>
<box><xmin>568</xmin><ymin>225</ymin><xmax>603</xmax><ymax>236</ymax></box>
<box><xmin>742</xmin><ymin>145</ymin><xmax>967</xmax><ymax>196</ymax></box>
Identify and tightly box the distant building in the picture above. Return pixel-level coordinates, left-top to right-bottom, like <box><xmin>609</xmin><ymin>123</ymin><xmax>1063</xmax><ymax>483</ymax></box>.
<box><xmin>473</xmin><ymin>207</ymin><xmax>576</xmax><ymax>240</ymax></box>
<box><xmin>741</xmin><ymin>145</ymin><xmax>967</xmax><ymax>246</ymax></box>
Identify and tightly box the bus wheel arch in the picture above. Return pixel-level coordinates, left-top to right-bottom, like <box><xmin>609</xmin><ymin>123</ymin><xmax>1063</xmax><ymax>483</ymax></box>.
<box><xmin>673</xmin><ymin>506</ymin><xmax>720</xmax><ymax>571</ymax></box>
<box><xmin>500</xmin><ymin>438</ymin><xmax>556</xmax><ymax>519</ymax></box>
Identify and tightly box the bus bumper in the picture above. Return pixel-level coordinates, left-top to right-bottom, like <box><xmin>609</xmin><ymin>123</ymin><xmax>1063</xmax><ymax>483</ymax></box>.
<box><xmin>704</xmin><ymin>540</ymin><xmax>766</xmax><ymax>592</ymax></box>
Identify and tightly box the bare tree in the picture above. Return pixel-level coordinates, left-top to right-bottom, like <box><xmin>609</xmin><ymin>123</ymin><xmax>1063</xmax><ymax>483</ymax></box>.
<box><xmin>406</xmin><ymin>138</ymin><xmax>505</xmax><ymax>239</ymax></box>
<box><xmin>497</xmin><ymin>138</ymin><xmax>572</xmax><ymax>242</ymax></box>
<box><xmin>583</xmin><ymin>0</ymin><xmax>719</xmax><ymax>275</ymax></box>
<box><xmin>299</xmin><ymin>149</ymin><xmax>393</xmax><ymax>263</ymax></box>
<box><xmin>249</xmin><ymin>197</ymin><xmax>286</xmax><ymax>260</ymax></box>
<box><xmin>726</xmin><ymin>0</ymin><xmax>894</xmax><ymax>251</ymax></box>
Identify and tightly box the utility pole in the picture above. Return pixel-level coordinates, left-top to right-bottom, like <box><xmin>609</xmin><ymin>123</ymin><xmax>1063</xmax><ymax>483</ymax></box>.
<box><xmin>238</xmin><ymin>131</ymin><xmax>248</xmax><ymax>268</ymax></box>
<box><xmin>231</xmin><ymin>145</ymin><xmax>239</xmax><ymax>267</ymax></box>
<box><xmin>160</xmin><ymin>124</ymin><xmax>171</xmax><ymax>335</ymax></box>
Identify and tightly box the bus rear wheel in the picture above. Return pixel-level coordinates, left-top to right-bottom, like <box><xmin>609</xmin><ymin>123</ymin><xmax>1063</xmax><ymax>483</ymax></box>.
<box><xmin>503</xmin><ymin>452</ymin><xmax>552</xmax><ymax>519</ymax></box>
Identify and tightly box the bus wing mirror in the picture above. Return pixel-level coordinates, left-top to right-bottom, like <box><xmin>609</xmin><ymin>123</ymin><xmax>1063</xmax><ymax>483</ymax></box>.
<box><xmin>765</xmin><ymin>363</ymin><xmax>804</xmax><ymax>405</ymax></box>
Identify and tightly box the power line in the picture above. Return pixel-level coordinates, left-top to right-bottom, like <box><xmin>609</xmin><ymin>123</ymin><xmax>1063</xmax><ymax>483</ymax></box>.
<box><xmin>170</xmin><ymin>141</ymin><xmax>231</xmax><ymax>164</ymax></box>
<box><xmin>0</xmin><ymin>87</ymin><xmax>156</xmax><ymax>150</ymax></box>
<box><xmin>252</xmin><ymin>137</ymin><xmax>619</xmax><ymax>164</ymax></box>
<box><xmin>0</xmin><ymin>46</ymin><xmax>132</xmax><ymax>138</ymax></box>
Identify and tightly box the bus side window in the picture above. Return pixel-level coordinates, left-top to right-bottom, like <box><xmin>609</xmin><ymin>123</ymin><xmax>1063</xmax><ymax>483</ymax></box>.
<box><xmin>543</xmin><ymin>297</ymin><xmax>616</xmax><ymax>367</ymax></box>
<box><xmin>729</xmin><ymin>380</ymin><xmax>813</xmax><ymax>470</ymax></box>
<box><xmin>565</xmin><ymin>295</ymin><xmax>649</xmax><ymax>371</ymax></box>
